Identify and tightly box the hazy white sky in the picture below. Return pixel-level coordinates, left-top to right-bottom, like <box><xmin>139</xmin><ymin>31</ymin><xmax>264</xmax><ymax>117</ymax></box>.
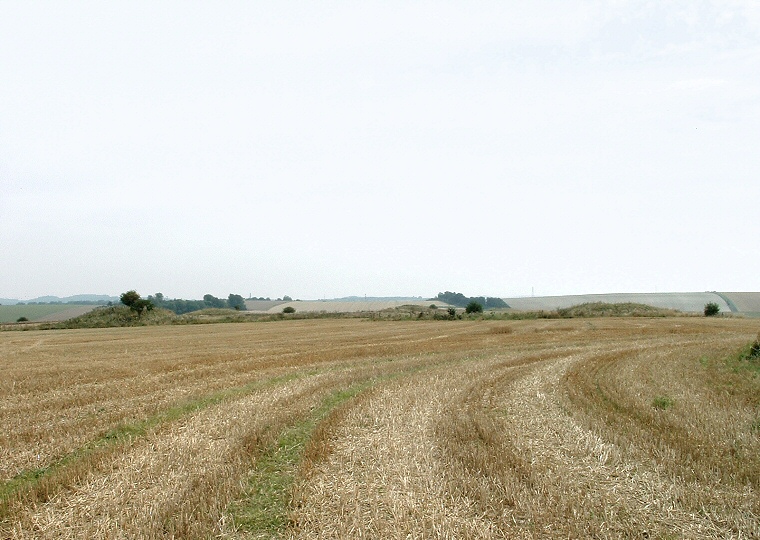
<box><xmin>2</xmin><ymin>1</ymin><xmax>759</xmax><ymax>300</ymax></box>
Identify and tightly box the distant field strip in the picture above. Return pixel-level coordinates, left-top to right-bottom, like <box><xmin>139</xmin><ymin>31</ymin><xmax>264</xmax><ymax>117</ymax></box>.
<box><xmin>1</xmin><ymin>318</ymin><xmax>759</xmax><ymax>538</ymax></box>
<box><xmin>0</xmin><ymin>305</ymin><xmax>97</xmax><ymax>323</ymax></box>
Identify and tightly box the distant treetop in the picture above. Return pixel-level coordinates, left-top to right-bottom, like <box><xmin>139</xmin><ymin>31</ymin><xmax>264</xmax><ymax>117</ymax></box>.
<box><xmin>120</xmin><ymin>290</ymin><xmax>154</xmax><ymax>317</ymax></box>
<box><xmin>435</xmin><ymin>291</ymin><xmax>509</xmax><ymax>309</ymax></box>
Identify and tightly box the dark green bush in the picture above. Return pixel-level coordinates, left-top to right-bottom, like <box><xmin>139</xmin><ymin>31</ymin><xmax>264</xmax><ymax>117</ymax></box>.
<box><xmin>704</xmin><ymin>302</ymin><xmax>720</xmax><ymax>317</ymax></box>
<box><xmin>282</xmin><ymin>306</ymin><xmax>296</xmax><ymax>314</ymax></box>
<box><xmin>465</xmin><ymin>301</ymin><xmax>484</xmax><ymax>314</ymax></box>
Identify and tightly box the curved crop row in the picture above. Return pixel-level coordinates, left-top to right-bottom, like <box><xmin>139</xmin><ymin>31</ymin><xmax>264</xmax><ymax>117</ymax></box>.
<box><xmin>2</xmin><ymin>318</ymin><xmax>758</xmax><ymax>538</ymax></box>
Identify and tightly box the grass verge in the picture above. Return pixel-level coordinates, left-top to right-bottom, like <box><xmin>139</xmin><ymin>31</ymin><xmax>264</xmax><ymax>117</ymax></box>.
<box><xmin>227</xmin><ymin>383</ymin><xmax>373</xmax><ymax>536</ymax></box>
<box><xmin>0</xmin><ymin>372</ymin><xmax>301</xmax><ymax>517</ymax></box>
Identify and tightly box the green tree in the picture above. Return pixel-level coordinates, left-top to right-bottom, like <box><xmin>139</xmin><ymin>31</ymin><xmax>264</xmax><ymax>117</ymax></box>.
<box><xmin>465</xmin><ymin>301</ymin><xmax>484</xmax><ymax>314</ymax></box>
<box><xmin>120</xmin><ymin>290</ymin><xmax>154</xmax><ymax>317</ymax></box>
<box><xmin>436</xmin><ymin>291</ymin><xmax>509</xmax><ymax>309</ymax></box>
<box><xmin>203</xmin><ymin>294</ymin><xmax>226</xmax><ymax>308</ymax></box>
<box><xmin>228</xmin><ymin>294</ymin><xmax>247</xmax><ymax>311</ymax></box>
<box><xmin>120</xmin><ymin>290</ymin><xmax>141</xmax><ymax>308</ymax></box>
<box><xmin>436</xmin><ymin>291</ymin><xmax>470</xmax><ymax>307</ymax></box>
<box><xmin>704</xmin><ymin>302</ymin><xmax>720</xmax><ymax>317</ymax></box>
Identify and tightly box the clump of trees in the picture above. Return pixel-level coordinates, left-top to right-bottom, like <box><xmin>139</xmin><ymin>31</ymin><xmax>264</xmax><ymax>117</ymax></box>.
<box><xmin>435</xmin><ymin>291</ymin><xmax>509</xmax><ymax>309</ymax></box>
<box><xmin>228</xmin><ymin>294</ymin><xmax>246</xmax><ymax>311</ymax></box>
<box><xmin>144</xmin><ymin>293</ymin><xmax>249</xmax><ymax>314</ymax></box>
<box><xmin>120</xmin><ymin>290</ymin><xmax>154</xmax><ymax>317</ymax></box>
<box><xmin>704</xmin><ymin>302</ymin><xmax>720</xmax><ymax>317</ymax></box>
<box><xmin>465</xmin><ymin>301</ymin><xmax>484</xmax><ymax>314</ymax></box>
<box><xmin>149</xmin><ymin>296</ymin><xmax>206</xmax><ymax>314</ymax></box>
<box><xmin>202</xmin><ymin>294</ymin><xmax>227</xmax><ymax>309</ymax></box>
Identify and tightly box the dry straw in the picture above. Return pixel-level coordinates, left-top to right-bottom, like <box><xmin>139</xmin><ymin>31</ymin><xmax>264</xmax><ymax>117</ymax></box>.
<box><xmin>1</xmin><ymin>317</ymin><xmax>758</xmax><ymax>538</ymax></box>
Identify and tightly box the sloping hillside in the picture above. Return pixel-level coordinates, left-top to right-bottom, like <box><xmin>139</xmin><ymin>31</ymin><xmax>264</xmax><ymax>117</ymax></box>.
<box><xmin>718</xmin><ymin>292</ymin><xmax>760</xmax><ymax>314</ymax></box>
<box><xmin>503</xmin><ymin>292</ymin><xmax>733</xmax><ymax>313</ymax></box>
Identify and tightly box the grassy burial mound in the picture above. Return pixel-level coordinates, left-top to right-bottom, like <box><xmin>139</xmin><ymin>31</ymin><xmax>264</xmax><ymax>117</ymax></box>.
<box><xmin>1</xmin><ymin>317</ymin><xmax>759</xmax><ymax>538</ymax></box>
<box><xmin>556</xmin><ymin>301</ymin><xmax>679</xmax><ymax>318</ymax></box>
<box><xmin>39</xmin><ymin>305</ymin><xmax>178</xmax><ymax>328</ymax></box>
<box><xmin>18</xmin><ymin>306</ymin><xmax>272</xmax><ymax>330</ymax></box>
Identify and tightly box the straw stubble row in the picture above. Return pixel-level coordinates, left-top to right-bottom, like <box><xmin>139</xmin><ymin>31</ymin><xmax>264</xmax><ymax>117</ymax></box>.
<box><xmin>286</xmin><ymin>321</ymin><xmax>759</xmax><ymax>538</ymax></box>
<box><xmin>2</xmin><ymin>318</ymin><xmax>758</xmax><ymax>538</ymax></box>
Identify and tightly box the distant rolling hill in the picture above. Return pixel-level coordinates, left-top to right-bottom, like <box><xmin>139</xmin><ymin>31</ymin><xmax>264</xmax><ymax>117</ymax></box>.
<box><xmin>248</xmin><ymin>293</ymin><xmax>760</xmax><ymax>315</ymax></box>
<box><xmin>502</xmin><ymin>292</ymin><xmax>760</xmax><ymax>315</ymax></box>
<box><xmin>0</xmin><ymin>294</ymin><xmax>118</xmax><ymax>305</ymax></box>
<box><xmin>715</xmin><ymin>292</ymin><xmax>760</xmax><ymax>314</ymax></box>
<box><xmin>4</xmin><ymin>292</ymin><xmax>758</xmax><ymax>323</ymax></box>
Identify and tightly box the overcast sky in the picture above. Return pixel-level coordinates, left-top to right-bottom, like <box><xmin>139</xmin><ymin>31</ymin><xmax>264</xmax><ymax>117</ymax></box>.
<box><xmin>2</xmin><ymin>1</ymin><xmax>759</xmax><ymax>300</ymax></box>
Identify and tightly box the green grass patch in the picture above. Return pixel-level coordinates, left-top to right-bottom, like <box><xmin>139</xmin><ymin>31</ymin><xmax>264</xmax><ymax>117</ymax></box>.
<box><xmin>725</xmin><ymin>335</ymin><xmax>760</xmax><ymax>377</ymax></box>
<box><xmin>226</xmin><ymin>355</ymin><xmax>462</xmax><ymax>536</ymax></box>
<box><xmin>652</xmin><ymin>396</ymin><xmax>675</xmax><ymax>410</ymax></box>
<box><xmin>747</xmin><ymin>334</ymin><xmax>760</xmax><ymax>360</ymax></box>
<box><xmin>690</xmin><ymin>341</ymin><xmax>760</xmax><ymax>413</ymax></box>
<box><xmin>0</xmin><ymin>372</ymin><xmax>302</xmax><ymax>516</ymax></box>
<box><xmin>228</xmin><ymin>383</ymin><xmax>372</xmax><ymax>535</ymax></box>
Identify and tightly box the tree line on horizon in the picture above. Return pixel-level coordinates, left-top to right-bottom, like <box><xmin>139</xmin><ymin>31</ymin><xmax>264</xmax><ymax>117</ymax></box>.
<box><xmin>143</xmin><ymin>292</ymin><xmax>248</xmax><ymax>314</ymax></box>
<box><xmin>139</xmin><ymin>292</ymin><xmax>293</xmax><ymax>315</ymax></box>
<box><xmin>434</xmin><ymin>291</ymin><xmax>509</xmax><ymax>309</ymax></box>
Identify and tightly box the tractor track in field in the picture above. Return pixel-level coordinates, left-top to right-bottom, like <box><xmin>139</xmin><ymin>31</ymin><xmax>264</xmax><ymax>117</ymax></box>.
<box><xmin>477</xmin><ymin>350</ymin><xmax>739</xmax><ymax>538</ymax></box>
<box><xmin>287</xmin><ymin>337</ymin><xmax>758</xmax><ymax>539</ymax></box>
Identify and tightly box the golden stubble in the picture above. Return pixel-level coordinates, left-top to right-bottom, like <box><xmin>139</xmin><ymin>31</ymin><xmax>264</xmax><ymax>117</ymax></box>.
<box><xmin>2</xmin><ymin>317</ymin><xmax>759</xmax><ymax>538</ymax></box>
<box><xmin>287</xmin><ymin>318</ymin><xmax>760</xmax><ymax>539</ymax></box>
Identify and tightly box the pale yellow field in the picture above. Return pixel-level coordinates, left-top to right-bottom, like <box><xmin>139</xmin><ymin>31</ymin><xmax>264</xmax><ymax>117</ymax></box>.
<box><xmin>1</xmin><ymin>317</ymin><xmax>758</xmax><ymax>538</ymax></box>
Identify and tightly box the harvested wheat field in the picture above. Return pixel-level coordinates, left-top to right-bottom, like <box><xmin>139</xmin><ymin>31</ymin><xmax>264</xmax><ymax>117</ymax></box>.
<box><xmin>1</xmin><ymin>317</ymin><xmax>759</xmax><ymax>539</ymax></box>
